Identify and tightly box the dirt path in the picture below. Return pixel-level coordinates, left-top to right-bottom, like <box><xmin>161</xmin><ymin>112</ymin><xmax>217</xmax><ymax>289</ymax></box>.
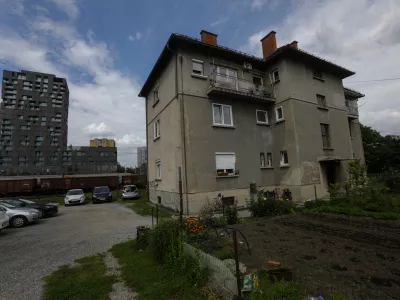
<box><xmin>104</xmin><ymin>251</ymin><xmax>138</xmax><ymax>300</ymax></box>
<box><xmin>233</xmin><ymin>213</ymin><xmax>400</xmax><ymax>300</ymax></box>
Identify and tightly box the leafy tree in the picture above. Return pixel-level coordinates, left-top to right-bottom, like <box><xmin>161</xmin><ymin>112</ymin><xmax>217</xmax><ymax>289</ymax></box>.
<box><xmin>116</xmin><ymin>162</ymin><xmax>125</xmax><ymax>173</ymax></box>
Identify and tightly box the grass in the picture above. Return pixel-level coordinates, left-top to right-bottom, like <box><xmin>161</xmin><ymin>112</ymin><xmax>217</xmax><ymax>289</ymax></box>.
<box><xmin>41</xmin><ymin>254</ymin><xmax>115</xmax><ymax>300</ymax></box>
<box><xmin>117</xmin><ymin>190</ymin><xmax>173</xmax><ymax>218</ymax></box>
<box><xmin>110</xmin><ymin>240</ymin><xmax>209</xmax><ymax>300</ymax></box>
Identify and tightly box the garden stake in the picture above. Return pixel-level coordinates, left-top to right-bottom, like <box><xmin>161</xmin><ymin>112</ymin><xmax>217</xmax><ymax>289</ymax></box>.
<box><xmin>233</xmin><ymin>230</ymin><xmax>242</xmax><ymax>299</ymax></box>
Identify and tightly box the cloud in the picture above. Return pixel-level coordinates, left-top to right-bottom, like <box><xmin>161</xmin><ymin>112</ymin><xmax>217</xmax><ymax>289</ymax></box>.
<box><xmin>241</xmin><ymin>0</ymin><xmax>400</xmax><ymax>135</ymax></box>
<box><xmin>210</xmin><ymin>17</ymin><xmax>229</xmax><ymax>27</ymax></box>
<box><xmin>128</xmin><ymin>32</ymin><xmax>142</xmax><ymax>41</ymax></box>
<box><xmin>47</xmin><ymin>0</ymin><xmax>79</xmax><ymax>19</ymax></box>
<box><xmin>251</xmin><ymin>0</ymin><xmax>280</xmax><ymax>11</ymax></box>
<box><xmin>0</xmin><ymin>0</ymin><xmax>24</xmax><ymax>16</ymax></box>
<box><xmin>116</xmin><ymin>134</ymin><xmax>146</xmax><ymax>148</ymax></box>
<box><xmin>84</xmin><ymin>123</ymin><xmax>114</xmax><ymax>138</ymax></box>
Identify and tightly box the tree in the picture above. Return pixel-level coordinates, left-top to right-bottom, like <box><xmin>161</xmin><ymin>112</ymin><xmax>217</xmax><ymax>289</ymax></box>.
<box><xmin>116</xmin><ymin>162</ymin><xmax>125</xmax><ymax>173</ymax></box>
<box><xmin>361</xmin><ymin>124</ymin><xmax>400</xmax><ymax>173</ymax></box>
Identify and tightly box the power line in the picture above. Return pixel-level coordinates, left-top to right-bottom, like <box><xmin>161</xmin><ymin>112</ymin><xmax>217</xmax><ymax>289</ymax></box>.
<box><xmin>345</xmin><ymin>77</ymin><xmax>400</xmax><ymax>84</ymax></box>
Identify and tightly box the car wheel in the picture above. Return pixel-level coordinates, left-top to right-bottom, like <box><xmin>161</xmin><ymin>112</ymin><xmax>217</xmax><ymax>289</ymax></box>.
<box><xmin>11</xmin><ymin>216</ymin><xmax>27</xmax><ymax>228</ymax></box>
<box><xmin>38</xmin><ymin>209</ymin><xmax>45</xmax><ymax>219</ymax></box>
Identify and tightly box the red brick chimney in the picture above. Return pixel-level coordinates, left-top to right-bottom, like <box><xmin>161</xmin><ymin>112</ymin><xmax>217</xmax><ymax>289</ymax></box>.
<box><xmin>260</xmin><ymin>31</ymin><xmax>277</xmax><ymax>58</ymax></box>
<box><xmin>200</xmin><ymin>30</ymin><xmax>218</xmax><ymax>45</ymax></box>
<box><xmin>290</xmin><ymin>40</ymin><xmax>298</xmax><ymax>49</ymax></box>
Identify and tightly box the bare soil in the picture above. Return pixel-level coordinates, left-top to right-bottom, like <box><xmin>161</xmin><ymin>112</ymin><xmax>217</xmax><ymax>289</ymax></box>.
<box><xmin>232</xmin><ymin>212</ymin><xmax>400</xmax><ymax>299</ymax></box>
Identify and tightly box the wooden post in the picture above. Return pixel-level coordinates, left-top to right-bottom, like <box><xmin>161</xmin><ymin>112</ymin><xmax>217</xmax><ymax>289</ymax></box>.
<box><xmin>156</xmin><ymin>204</ymin><xmax>159</xmax><ymax>224</ymax></box>
<box><xmin>178</xmin><ymin>167</ymin><xmax>183</xmax><ymax>229</ymax></box>
<box><xmin>233</xmin><ymin>230</ymin><xmax>242</xmax><ymax>299</ymax></box>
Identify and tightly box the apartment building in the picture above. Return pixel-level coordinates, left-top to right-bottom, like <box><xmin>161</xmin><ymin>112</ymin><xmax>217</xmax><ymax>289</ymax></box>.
<box><xmin>1</xmin><ymin>70</ymin><xmax>69</xmax><ymax>174</ymax></box>
<box><xmin>137</xmin><ymin>146</ymin><xmax>147</xmax><ymax>167</ymax></box>
<box><xmin>139</xmin><ymin>30</ymin><xmax>365</xmax><ymax>213</ymax></box>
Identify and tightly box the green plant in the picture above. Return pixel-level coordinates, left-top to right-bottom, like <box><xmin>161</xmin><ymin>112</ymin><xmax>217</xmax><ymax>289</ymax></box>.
<box><xmin>211</xmin><ymin>215</ymin><xmax>228</xmax><ymax>228</ymax></box>
<box><xmin>250</xmin><ymin>277</ymin><xmax>303</xmax><ymax>300</ymax></box>
<box><xmin>246</xmin><ymin>196</ymin><xmax>294</xmax><ymax>218</ymax></box>
<box><xmin>136</xmin><ymin>230</ymin><xmax>150</xmax><ymax>249</ymax></box>
<box><xmin>225</xmin><ymin>204</ymin><xmax>239</xmax><ymax>225</ymax></box>
<box><xmin>212</xmin><ymin>247</ymin><xmax>234</xmax><ymax>260</ymax></box>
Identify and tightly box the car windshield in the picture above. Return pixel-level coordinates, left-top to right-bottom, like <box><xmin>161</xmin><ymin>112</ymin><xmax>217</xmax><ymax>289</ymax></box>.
<box><xmin>0</xmin><ymin>203</ymin><xmax>16</xmax><ymax>209</ymax></box>
<box><xmin>67</xmin><ymin>190</ymin><xmax>83</xmax><ymax>195</ymax></box>
<box><xmin>94</xmin><ymin>187</ymin><xmax>109</xmax><ymax>193</ymax></box>
<box><xmin>19</xmin><ymin>199</ymin><xmax>35</xmax><ymax>204</ymax></box>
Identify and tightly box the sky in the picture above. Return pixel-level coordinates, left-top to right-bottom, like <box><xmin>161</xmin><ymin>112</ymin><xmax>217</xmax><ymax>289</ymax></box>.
<box><xmin>1</xmin><ymin>0</ymin><xmax>399</xmax><ymax>167</ymax></box>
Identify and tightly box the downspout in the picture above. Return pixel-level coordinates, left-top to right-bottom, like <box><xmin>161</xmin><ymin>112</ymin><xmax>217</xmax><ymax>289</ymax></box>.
<box><xmin>178</xmin><ymin>52</ymin><xmax>189</xmax><ymax>214</ymax></box>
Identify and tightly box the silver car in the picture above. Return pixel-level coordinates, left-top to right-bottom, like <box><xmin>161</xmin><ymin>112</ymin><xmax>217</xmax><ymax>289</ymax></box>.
<box><xmin>0</xmin><ymin>207</ymin><xmax>10</xmax><ymax>232</ymax></box>
<box><xmin>64</xmin><ymin>189</ymin><xmax>86</xmax><ymax>206</ymax></box>
<box><xmin>0</xmin><ymin>203</ymin><xmax>40</xmax><ymax>228</ymax></box>
<box><xmin>121</xmin><ymin>185</ymin><xmax>139</xmax><ymax>200</ymax></box>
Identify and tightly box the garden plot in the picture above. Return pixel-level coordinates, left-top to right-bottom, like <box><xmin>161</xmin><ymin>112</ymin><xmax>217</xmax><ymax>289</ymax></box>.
<box><xmin>232</xmin><ymin>212</ymin><xmax>400</xmax><ymax>300</ymax></box>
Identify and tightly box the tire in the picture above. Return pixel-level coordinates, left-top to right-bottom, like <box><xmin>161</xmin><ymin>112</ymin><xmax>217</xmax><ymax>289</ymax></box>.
<box><xmin>38</xmin><ymin>209</ymin><xmax>45</xmax><ymax>219</ymax></box>
<box><xmin>11</xmin><ymin>216</ymin><xmax>27</xmax><ymax>228</ymax></box>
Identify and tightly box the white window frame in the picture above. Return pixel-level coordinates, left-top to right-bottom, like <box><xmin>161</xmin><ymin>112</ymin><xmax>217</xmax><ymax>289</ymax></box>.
<box><xmin>155</xmin><ymin>160</ymin><xmax>161</xmax><ymax>180</ymax></box>
<box><xmin>212</xmin><ymin>103</ymin><xmax>233</xmax><ymax>127</ymax></box>
<box><xmin>280</xmin><ymin>151</ymin><xmax>289</xmax><ymax>166</ymax></box>
<box><xmin>215</xmin><ymin>152</ymin><xmax>236</xmax><ymax>176</ymax></box>
<box><xmin>153</xmin><ymin>119</ymin><xmax>160</xmax><ymax>140</ymax></box>
<box><xmin>275</xmin><ymin>106</ymin><xmax>284</xmax><ymax>122</ymax></box>
<box><xmin>153</xmin><ymin>85</ymin><xmax>160</xmax><ymax>105</ymax></box>
<box><xmin>256</xmin><ymin>109</ymin><xmax>269</xmax><ymax>124</ymax></box>
<box><xmin>272</xmin><ymin>69</ymin><xmax>280</xmax><ymax>82</ymax></box>
<box><xmin>266</xmin><ymin>152</ymin><xmax>272</xmax><ymax>167</ymax></box>
<box><xmin>192</xmin><ymin>59</ymin><xmax>204</xmax><ymax>76</ymax></box>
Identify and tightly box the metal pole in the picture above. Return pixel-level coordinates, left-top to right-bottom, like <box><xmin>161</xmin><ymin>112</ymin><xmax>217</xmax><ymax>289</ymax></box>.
<box><xmin>178</xmin><ymin>167</ymin><xmax>183</xmax><ymax>229</ymax></box>
<box><xmin>156</xmin><ymin>204</ymin><xmax>159</xmax><ymax>225</ymax></box>
<box><xmin>314</xmin><ymin>185</ymin><xmax>317</xmax><ymax>201</ymax></box>
<box><xmin>233</xmin><ymin>230</ymin><xmax>242</xmax><ymax>299</ymax></box>
<box><xmin>152</xmin><ymin>207</ymin><xmax>154</xmax><ymax>227</ymax></box>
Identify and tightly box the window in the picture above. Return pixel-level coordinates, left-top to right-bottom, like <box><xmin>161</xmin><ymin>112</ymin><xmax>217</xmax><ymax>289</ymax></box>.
<box><xmin>266</xmin><ymin>153</ymin><xmax>272</xmax><ymax>167</ymax></box>
<box><xmin>153</xmin><ymin>86</ymin><xmax>160</xmax><ymax>105</ymax></box>
<box><xmin>212</xmin><ymin>103</ymin><xmax>233</xmax><ymax>126</ymax></box>
<box><xmin>153</xmin><ymin>119</ymin><xmax>160</xmax><ymax>139</ymax></box>
<box><xmin>349</xmin><ymin>121</ymin><xmax>353</xmax><ymax>138</ymax></box>
<box><xmin>272</xmin><ymin>70</ymin><xmax>280</xmax><ymax>82</ymax></box>
<box><xmin>256</xmin><ymin>109</ymin><xmax>268</xmax><ymax>124</ymax></box>
<box><xmin>155</xmin><ymin>160</ymin><xmax>161</xmax><ymax>179</ymax></box>
<box><xmin>280</xmin><ymin>151</ymin><xmax>289</xmax><ymax>166</ymax></box>
<box><xmin>275</xmin><ymin>106</ymin><xmax>284</xmax><ymax>122</ymax></box>
<box><xmin>321</xmin><ymin>124</ymin><xmax>331</xmax><ymax>148</ymax></box>
<box><xmin>216</xmin><ymin>66</ymin><xmax>237</xmax><ymax>88</ymax></box>
<box><xmin>260</xmin><ymin>152</ymin><xmax>265</xmax><ymax>167</ymax></box>
<box><xmin>41</xmin><ymin>117</ymin><xmax>46</xmax><ymax>121</ymax></box>
<box><xmin>216</xmin><ymin>153</ymin><xmax>236</xmax><ymax>176</ymax></box>
<box><xmin>192</xmin><ymin>59</ymin><xmax>204</xmax><ymax>76</ymax></box>
<box><xmin>253</xmin><ymin>76</ymin><xmax>263</xmax><ymax>87</ymax></box>
<box><xmin>44</xmin><ymin>77</ymin><xmax>48</xmax><ymax>83</ymax></box>
<box><xmin>317</xmin><ymin>94</ymin><xmax>327</xmax><ymax>108</ymax></box>
<box><xmin>313</xmin><ymin>69</ymin><xmax>323</xmax><ymax>80</ymax></box>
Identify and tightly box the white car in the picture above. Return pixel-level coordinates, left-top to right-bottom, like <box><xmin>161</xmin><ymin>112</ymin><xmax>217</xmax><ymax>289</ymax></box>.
<box><xmin>0</xmin><ymin>206</ymin><xmax>10</xmax><ymax>232</ymax></box>
<box><xmin>64</xmin><ymin>189</ymin><xmax>86</xmax><ymax>206</ymax></box>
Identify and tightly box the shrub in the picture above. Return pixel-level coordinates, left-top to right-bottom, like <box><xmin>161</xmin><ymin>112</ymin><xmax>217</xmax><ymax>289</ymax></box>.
<box><xmin>247</xmin><ymin>196</ymin><xmax>294</xmax><ymax>218</ymax></box>
<box><xmin>225</xmin><ymin>204</ymin><xmax>239</xmax><ymax>225</ymax></box>
<box><xmin>212</xmin><ymin>247</ymin><xmax>234</xmax><ymax>260</ymax></box>
<box><xmin>250</xmin><ymin>277</ymin><xmax>303</xmax><ymax>300</ymax></box>
<box><xmin>304</xmin><ymin>199</ymin><xmax>327</xmax><ymax>209</ymax></box>
<box><xmin>211</xmin><ymin>215</ymin><xmax>228</xmax><ymax>228</ymax></box>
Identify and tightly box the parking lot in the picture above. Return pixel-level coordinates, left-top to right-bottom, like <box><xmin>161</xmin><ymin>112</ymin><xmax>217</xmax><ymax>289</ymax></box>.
<box><xmin>0</xmin><ymin>203</ymin><xmax>151</xmax><ymax>300</ymax></box>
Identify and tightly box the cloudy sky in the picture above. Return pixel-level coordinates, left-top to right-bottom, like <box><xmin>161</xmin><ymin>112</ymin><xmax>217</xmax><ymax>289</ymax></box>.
<box><xmin>1</xmin><ymin>0</ymin><xmax>399</xmax><ymax>166</ymax></box>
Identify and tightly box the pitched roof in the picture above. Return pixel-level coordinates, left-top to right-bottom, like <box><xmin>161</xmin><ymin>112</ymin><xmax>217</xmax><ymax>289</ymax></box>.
<box><xmin>344</xmin><ymin>87</ymin><xmax>365</xmax><ymax>98</ymax></box>
<box><xmin>139</xmin><ymin>33</ymin><xmax>356</xmax><ymax>97</ymax></box>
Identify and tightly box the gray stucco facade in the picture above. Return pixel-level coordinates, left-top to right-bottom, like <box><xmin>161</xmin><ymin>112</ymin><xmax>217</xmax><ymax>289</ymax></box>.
<box><xmin>140</xmin><ymin>32</ymin><xmax>365</xmax><ymax>213</ymax></box>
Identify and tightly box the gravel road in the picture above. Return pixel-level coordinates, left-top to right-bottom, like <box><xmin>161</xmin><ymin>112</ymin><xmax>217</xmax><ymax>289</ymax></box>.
<box><xmin>0</xmin><ymin>203</ymin><xmax>151</xmax><ymax>300</ymax></box>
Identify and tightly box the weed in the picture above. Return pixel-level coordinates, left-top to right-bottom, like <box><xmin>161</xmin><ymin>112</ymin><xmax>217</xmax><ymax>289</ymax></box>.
<box><xmin>212</xmin><ymin>247</ymin><xmax>234</xmax><ymax>260</ymax></box>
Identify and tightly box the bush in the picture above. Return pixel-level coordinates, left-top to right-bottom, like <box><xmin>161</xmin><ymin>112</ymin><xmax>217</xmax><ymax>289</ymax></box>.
<box><xmin>225</xmin><ymin>204</ymin><xmax>239</xmax><ymax>225</ymax></box>
<box><xmin>212</xmin><ymin>247</ymin><xmax>234</xmax><ymax>260</ymax></box>
<box><xmin>304</xmin><ymin>199</ymin><xmax>327</xmax><ymax>209</ymax></box>
<box><xmin>211</xmin><ymin>215</ymin><xmax>228</xmax><ymax>228</ymax></box>
<box><xmin>250</xmin><ymin>277</ymin><xmax>303</xmax><ymax>300</ymax></box>
<box><xmin>247</xmin><ymin>194</ymin><xmax>294</xmax><ymax>218</ymax></box>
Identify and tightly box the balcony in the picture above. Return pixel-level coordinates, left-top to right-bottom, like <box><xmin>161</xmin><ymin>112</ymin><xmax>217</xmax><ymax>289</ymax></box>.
<box><xmin>207</xmin><ymin>71</ymin><xmax>275</xmax><ymax>103</ymax></box>
<box><xmin>346</xmin><ymin>100</ymin><xmax>359</xmax><ymax>118</ymax></box>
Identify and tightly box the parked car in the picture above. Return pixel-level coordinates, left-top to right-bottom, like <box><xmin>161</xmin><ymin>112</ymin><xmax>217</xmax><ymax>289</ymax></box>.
<box><xmin>0</xmin><ymin>206</ymin><xmax>10</xmax><ymax>233</ymax></box>
<box><xmin>64</xmin><ymin>189</ymin><xmax>86</xmax><ymax>206</ymax></box>
<box><xmin>92</xmin><ymin>186</ymin><xmax>112</xmax><ymax>204</ymax></box>
<box><xmin>0</xmin><ymin>203</ymin><xmax>40</xmax><ymax>228</ymax></box>
<box><xmin>121</xmin><ymin>185</ymin><xmax>139</xmax><ymax>200</ymax></box>
<box><xmin>0</xmin><ymin>199</ymin><xmax>58</xmax><ymax>218</ymax></box>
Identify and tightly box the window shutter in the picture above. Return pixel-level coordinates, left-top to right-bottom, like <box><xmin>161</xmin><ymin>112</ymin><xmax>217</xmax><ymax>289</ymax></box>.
<box><xmin>192</xmin><ymin>62</ymin><xmax>203</xmax><ymax>74</ymax></box>
<box><xmin>215</xmin><ymin>153</ymin><xmax>236</xmax><ymax>170</ymax></box>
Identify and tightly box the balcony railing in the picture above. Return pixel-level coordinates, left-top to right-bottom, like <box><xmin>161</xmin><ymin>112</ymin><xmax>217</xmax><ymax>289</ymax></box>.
<box><xmin>207</xmin><ymin>71</ymin><xmax>275</xmax><ymax>102</ymax></box>
<box><xmin>346</xmin><ymin>100</ymin><xmax>359</xmax><ymax>117</ymax></box>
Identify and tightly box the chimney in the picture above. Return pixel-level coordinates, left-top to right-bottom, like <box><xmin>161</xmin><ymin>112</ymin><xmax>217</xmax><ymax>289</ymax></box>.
<box><xmin>290</xmin><ymin>40</ymin><xmax>298</xmax><ymax>49</ymax></box>
<box><xmin>200</xmin><ymin>30</ymin><xmax>218</xmax><ymax>45</ymax></box>
<box><xmin>260</xmin><ymin>31</ymin><xmax>277</xmax><ymax>58</ymax></box>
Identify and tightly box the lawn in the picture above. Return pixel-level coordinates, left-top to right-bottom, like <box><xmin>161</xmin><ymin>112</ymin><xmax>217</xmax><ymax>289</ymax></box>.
<box><xmin>117</xmin><ymin>190</ymin><xmax>173</xmax><ymax>218</ymax></box>
<box><xmin>41</xmin><ymin>254</ymin><xmax>115</xmax><ymax>300</ymax></box>
<box><xmin>110</xmin><ymin>240</ymin><xmax>210</xmax><ymax>300</ymax></box>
